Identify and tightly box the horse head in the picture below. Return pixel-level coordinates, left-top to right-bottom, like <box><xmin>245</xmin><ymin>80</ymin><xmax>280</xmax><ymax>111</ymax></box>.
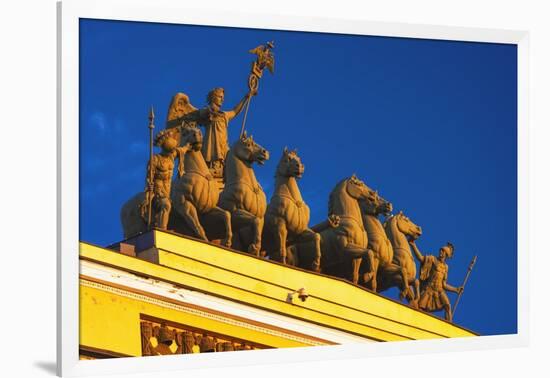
<box><xmin>361</xmin><ymin>191</ymin><xmax>393</xmax><ymax>216</ymax></box>
<box><xmin>344</xmin><ymin>174</ymin><xmax>377</xmax><ymax>203</ymax></box>
<box><xmin>276</xmin><ymin>147</ymin><xmax>304</xmax><ymax>178</ymax></box>
<box><xmin>180</xmin><ymin>123</ymin><xmax>203</xmax><ymax>151</ymax></box>
<box><xmin>232</xmin><ymin>132</ymin><xmax>270</xmax><ymax>166</ymax></box>
<box><xmin>392</xmin><ymin>211</ymin><xmax>422</xmax><ymax>240</ymax></box>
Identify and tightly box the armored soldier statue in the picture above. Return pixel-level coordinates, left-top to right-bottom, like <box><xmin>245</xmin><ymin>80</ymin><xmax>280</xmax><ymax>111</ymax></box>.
<box><xmin>140</xmin><ymin>128</ymin><xmax>191</xmax><ymax>230</ymax></box>
<box><xmin>408</xmin><ymin>240</ymin><xmax>464</xmax><ymax>322</ymax></box>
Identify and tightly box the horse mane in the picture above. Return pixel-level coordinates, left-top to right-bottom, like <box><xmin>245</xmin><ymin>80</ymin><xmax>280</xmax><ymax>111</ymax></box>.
<box><xmin>222</xmin><ymin>148</ymin><xmax>234</xmax><ymax>183</ymax></box>
<box><xmin>383</xmin><ymin>215</ymin><xmax>396</xmax><ymax>239</ymax></box>
<box><xmin>275</xmin><ymin>154</ymin><xmax>286</xmax><ymax>178</ymax></box>
<box><xmin>328</xmin><ymin>178</ymin><xmax>348</xmax><ymax>215</ymax></box>
<box><xmin>223</xmin><ymin>141</ymin><xmax>250</xmax><ymax>182</ymax></box>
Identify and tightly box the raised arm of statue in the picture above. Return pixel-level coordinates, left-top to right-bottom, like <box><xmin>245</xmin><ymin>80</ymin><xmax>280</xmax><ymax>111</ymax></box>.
<box><xmin>409</xmin><ymin>240</ymin><xmax>425</xmax><ymax>264</ymax></box>
<box><xmin>226</xmin><ymin>90</ymin><xmax>256</xmax><ymax>121</ymax></box>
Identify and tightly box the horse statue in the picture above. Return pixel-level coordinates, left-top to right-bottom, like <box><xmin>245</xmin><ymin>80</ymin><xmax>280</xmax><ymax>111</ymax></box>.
<box><xmin>382</xmin><ymin>211</ymin><xmax>422</xmax><ymax>303</ymax></box>
<box><xmin>168</xmin><ymin>123</ymin><xmax>233</xmax><ymax>247</ymax></box>
<box><xmin>120</xmin><ymin>126</ymin><xmax>202</xmax><ymax>238</ymax></box>
<box><xmin>262</xmin><ymin>148</ymin><xmax>321</xmax><ymax>271</ymax></box>
<box><xmin>218</xmin><ymin>132</ymin><xmax>269</xmax><ymax>255</ymax></box>
<box><xmin>311</xmin><ymin>175</ymin><xmax>377</xmax><ymax>284</ymax></box>
<box><xmin>360</xmin><ymin>197</ymin><xmax>415</xmax><ymax>302</ymax></box>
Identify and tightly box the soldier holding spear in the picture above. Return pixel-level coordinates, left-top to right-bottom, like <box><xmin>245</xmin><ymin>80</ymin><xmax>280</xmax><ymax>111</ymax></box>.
<box><xmin>142</xmin><ymin>106</ymin><xmax>156</xmax><ymax>228</ymax></box>
<box><xmin>408</xmin><ymin>240</ymin><xmax>467</xmax><ymax>322</ymax></box>
<box><xmin>140</xmin><ymin>107</ymin><xmax>193</xmax><ymax>230</ymax></box>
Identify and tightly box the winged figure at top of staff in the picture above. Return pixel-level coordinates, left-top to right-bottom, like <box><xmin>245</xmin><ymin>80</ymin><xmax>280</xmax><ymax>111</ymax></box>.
<box><xmin>249</xmin><ymin>41</ymin><xmax>275</xmax><ymax>74</ymax></box>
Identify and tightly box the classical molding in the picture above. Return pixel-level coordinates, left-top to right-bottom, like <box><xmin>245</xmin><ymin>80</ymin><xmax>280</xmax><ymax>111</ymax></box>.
<box><xmin>81</xmin><ymin>278</ymin><xmax>330</xmax><ymax>346</ymax></box>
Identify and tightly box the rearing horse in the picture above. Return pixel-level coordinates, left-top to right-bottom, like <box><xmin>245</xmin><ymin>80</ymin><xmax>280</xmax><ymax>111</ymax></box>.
<box><xmin>263</xmin><ymin>148</ymin><xmax>321</xmax><ymax>271</ymax></box>
<box><xmin>361</xmin><ymin>197</ymin><xmax>413</xmax><ymax>301</ymax></box>
<box><xmin>218</xmin><ymin>133</ymin><xmax>269</xmax><ymax>255</ymax></box>
<box><xmin>382</xmin><ymin>211</ymin><xmax>422</xmax><ymax>303</ymax></box>
<box><xmin>169</xmin><ymin>124</ymin><xmax>232</xmax><ymax>247</ymax></box>
<box><xmin>312</xmin><ymin>175</ymin><xmax>377</xmax><ymax>284</ymax></box>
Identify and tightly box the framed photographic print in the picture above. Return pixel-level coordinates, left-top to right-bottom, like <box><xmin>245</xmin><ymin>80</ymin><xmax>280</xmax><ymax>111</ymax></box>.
<box><xmin>57</xmin><ymin>0</ymin><xmax>528</xmax><ymax>376</ymax></box>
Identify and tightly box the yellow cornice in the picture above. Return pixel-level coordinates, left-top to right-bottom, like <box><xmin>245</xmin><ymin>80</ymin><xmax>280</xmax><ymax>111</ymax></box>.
<box><xmin>80</xmin><ymin>231</ymin><xmax>476</xmax><ymax>342</ymax></box>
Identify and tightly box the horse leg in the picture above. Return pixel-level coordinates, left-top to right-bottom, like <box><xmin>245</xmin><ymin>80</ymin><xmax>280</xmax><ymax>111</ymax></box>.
<box><xmin>250</xmin><ymin>216</ymin><xmax>265</xmax><ymax>257</ymax></box>
<box><xmin>362</xmin><ymin>250</ymin><xmax>378</xmax><ymax>291</ymax></box>
<box><xmin>334</xmin><ymin>236</ymin><xmax>367</xmax><ymax>284</ymax></box>
<box><xmin>370</xmin><ymin>254</ymin><xmax>379</xmax><ymax>292</ymax></box>
<box><xmin>379</xmin><ymin>263</ymin><xmax>413</xmax><ymax>301</ymax></box>
<box><xmin>295</xmin><ymin>229</ymin><xmax>322</xmax><ymax>272</ymax></box>
<box><xmin>414</xmin><ymin>278</ymin><xmax>420</xmax><ymax>301</ymax></box>
<box><xmin>232</xmin><ymin>209</ymin><xmax>264</xmax><ymax>256</ymax></box>
<box><xmin>396</xmin><ymin>265</ymin><xmax>412</xmax><ymax>301</ymax></box>
<box><xmin>175</xmin><ymin>196</ymin><xmax>208</xmax><ymax>240</ymax></box>
<box><xmin>205</xmin><ymin>206</ymin><xmax>233</xmax><ymax>248</ymax></box>
<box><xmin>407</xmin><ymin>278</ymin><xmax>419</xmax><ymax>309</ymax></box>
<box><xmin>351</xmin><ymin>257</ymin><xmax>362</xmax><ymax>285</ymax></box>
<box><xmin>272</xmin><ymin>217</ymin><xmax>288</xmax><ymax>264</ymax></box>
<box><xmin>396</xmin><ymin>258</ymin><xmax>417</xmax><ymax>304</ymax></box>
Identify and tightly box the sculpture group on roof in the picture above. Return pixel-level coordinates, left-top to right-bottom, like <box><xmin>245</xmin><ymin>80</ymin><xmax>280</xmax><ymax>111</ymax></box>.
<box><xmin>120</xmin><ymin>42</ymin><xmax>475</xmax><ymax>323</ymax></box>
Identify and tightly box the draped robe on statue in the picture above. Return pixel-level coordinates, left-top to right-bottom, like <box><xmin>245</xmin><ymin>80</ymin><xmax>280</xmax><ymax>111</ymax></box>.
<box><xmin>196</xmin><ymin>107</ymin><xmax>236</xmax><ymax>164</ymax></box>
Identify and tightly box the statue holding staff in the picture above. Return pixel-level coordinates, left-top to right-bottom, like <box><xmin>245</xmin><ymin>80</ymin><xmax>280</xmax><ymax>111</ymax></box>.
<box><xmin>121</xmin><ymin>110</ymin><xmax>202</xmax><ymax>238</ymax></box>
<box><xmin>167</xmin><ymin>88</ymin><xmax>256</xmax><ymax>179</ymax></box>
<box><xmin>165</xmin><ymin>42</ymin><xmax>274</xmax><ymax>180</ymax></box>
<box><xmin>139</xmin><ymin>127</ymin><xmax>194</xmax><ymax>230</ymax></box>
<box><xmin>408</xmin><ymin>240</ymin><xmax>464</xmax><ymax>322</ymax></box>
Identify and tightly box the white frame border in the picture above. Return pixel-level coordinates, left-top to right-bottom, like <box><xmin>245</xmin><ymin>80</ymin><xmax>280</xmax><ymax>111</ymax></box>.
<box><xmin>57</xmin><ymin>0</ymin><xmax>529</xmax><ymax>376</ymax></box>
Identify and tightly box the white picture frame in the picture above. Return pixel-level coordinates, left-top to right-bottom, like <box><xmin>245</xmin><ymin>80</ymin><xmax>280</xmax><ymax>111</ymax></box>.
<box><xmin>57</xmin><ymin>0</ymin><xmax>529</xmax><ymax>376</ymax></box>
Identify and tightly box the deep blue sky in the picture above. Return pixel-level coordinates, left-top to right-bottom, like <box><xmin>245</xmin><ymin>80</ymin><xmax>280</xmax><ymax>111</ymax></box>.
<box><xmin>79</xmin><ymin>19</ymin><xmax>517</xmax><ymax>336</ymax></box>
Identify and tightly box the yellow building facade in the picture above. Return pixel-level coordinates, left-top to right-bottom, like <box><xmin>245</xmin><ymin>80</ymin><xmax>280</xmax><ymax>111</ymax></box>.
<box><xmin>79</xmin><ymin>229</ymin><xmax>476</xmax><ymax>359</ymax></box>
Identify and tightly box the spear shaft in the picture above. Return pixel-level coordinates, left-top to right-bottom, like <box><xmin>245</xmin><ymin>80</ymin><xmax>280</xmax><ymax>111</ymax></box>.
<box><xmin>239</xmin><ymin>96</ymin><xmax>252</xmax><ymax>138</ymax></box>
<box><xmin>147</xmin><ymin>106</ymin><xmax>155</xmax><ymax>229</ymax></box>
<box><xmin>452</xmin><ymin>255</ymin><xmax>477</xmax><ymax>318</ymax></box>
